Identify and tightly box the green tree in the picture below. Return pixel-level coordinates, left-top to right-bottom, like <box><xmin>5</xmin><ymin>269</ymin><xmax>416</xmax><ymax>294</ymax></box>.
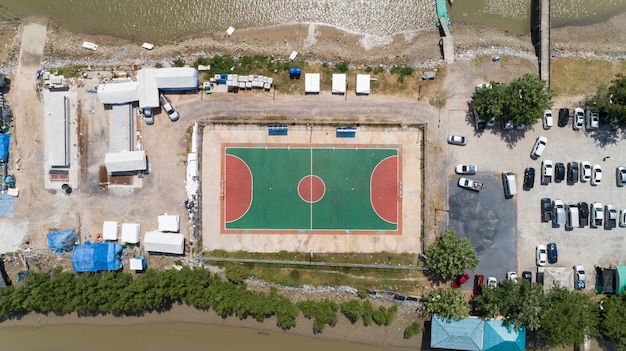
<box><xmin>425</xmin><ymin>228</ymin><xmax>479</xmax><ymax>281</ymax></box>
<box><xmin>473</xmin><ymin>279</ymin><xmax>545</xmax><ymax>331</ymax></box>
<box><xmin>537</xmin><ymin>288</ymin><xmax>600</xmax><ymax>347</ymax></box>
<box><xmin>608</xmin><ymin>74</ymin><xmax>626</xmax><ymax>124</ymax></box>
<box><xmin>404</xmin><ymin>320</ymin><xmax>424</xmax><ymax>339</ymax></box>
<box><xmin>340</xmin><ymin>299</ymin><xmax>364</xmax><ymax>323</ymax></box>
<box><xmin>471</xmin><ymin>74</ymin><xmax>551</xmax><ymax>127</ymax></box>
<box><xmin>426</xmin><ymin>287</ymin><xmax>470</xmax><ymax>320</ymax></box>
<box><xmin>505</xmin><ymin>74</ymin><xmax>552</xmax><ymax>127</ymax></box>
<box><xmin>599</xmin><ymin>295</ymin><xmax>626</xmax><ymax>349</ymax></box>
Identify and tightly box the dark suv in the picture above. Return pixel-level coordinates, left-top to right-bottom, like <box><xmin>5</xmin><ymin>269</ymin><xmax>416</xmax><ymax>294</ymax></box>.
<box><xmin>555</xmin><ymin>162</ymin><xmax>565</xmax><ymax>182</ymax></box>
<box><xmin>567</xmin><ymin>162</ymin><xmax>579</xmax><ymax>184</ymax></box>
<box><xmin>558</xmin><ymin>108</ymin><xmax>570</xmax><ymax>127</ymax></box>
<box><xmin>524</xmin><ymin>167</ymin><xmax>535</xmax><ymax>190</ymax></box>
<box><xmin>578</xmin><ymin>201</ymin><xmax>589</xmax><ymax>226</ymax></box>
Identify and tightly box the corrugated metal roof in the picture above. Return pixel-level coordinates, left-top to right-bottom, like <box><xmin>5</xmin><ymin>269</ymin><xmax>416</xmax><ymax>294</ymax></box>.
<box><xmin>483</xmin><ymin>320</ymin><xmax>525</xmax><ymax>351</ymax></box>
<box><xmin>431</xmin><ymin>316</ymin><xmax>483</xmax><ymax>351</ymax></box>
<box><xmin>97</xmin><ymin>81</ymin><xmax>139</xmax><ymax>104</ymax></box>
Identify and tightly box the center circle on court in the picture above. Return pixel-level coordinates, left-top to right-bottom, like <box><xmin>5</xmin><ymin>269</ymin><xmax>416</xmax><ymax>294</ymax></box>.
<box><xmin>298</xmin><ymin>175</ymin><xmax>326</xmax><ymax>203</ymax></box>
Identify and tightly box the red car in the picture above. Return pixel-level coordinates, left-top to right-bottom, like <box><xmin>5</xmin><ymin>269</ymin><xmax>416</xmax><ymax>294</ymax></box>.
<box><xmin>473</xmin><ymin>274</ymin><xmax>485</xmax><ymax>295</ymax></box>
<box><xmin>451</xmin><ymin>272</ymin><xmax>470</xmax><ymax>289</ymax></box>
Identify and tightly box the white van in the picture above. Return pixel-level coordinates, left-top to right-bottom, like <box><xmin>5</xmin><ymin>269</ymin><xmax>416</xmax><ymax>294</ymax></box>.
<box><xmin>566</xmin><ymin>203</ymin><xmax>580</xmax><ymax>229</ymax></box>
<box><xmin>553</xmin><ymin>200</ymin><xmax>566</xmax><ymax>226</ymax></box>
<box><xmin>502</xmin><ymin>171</ymin><xmax>517</xmax><ymax>198</ymax></box>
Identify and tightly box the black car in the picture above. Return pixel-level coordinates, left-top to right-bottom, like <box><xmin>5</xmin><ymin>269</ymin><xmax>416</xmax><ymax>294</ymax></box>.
<box><xmin>521</xmin><ymin>271</ymin><xmax>532</xmax><ymax>284</ymax></box>
<box><xmin>541</xmin><ymin>198</ymin><xmax>553</xmax><ymax>222</ymax></box>
<box><xmin>558</xmin><ymin>108</ymin><xmax>570</xmax><ymax>127</ymax></box>
<box><xmin>567</xmin><ymin>162</ymin><xmax>579</xmax><ymax>184</ymax></box>
<box><xmin>578</xmin><ymin>201</ymin><xmax>589</xmax><ymax>226</ymax></box>
<box><xmin>524</xmin><ymin>167</ymin><xmax>535</xmax><ymax>190</ymax></box>
<box><xmin>555</xmin><ymin>162</ymin><xmax>565</xmax><ymax>182</ymax></box>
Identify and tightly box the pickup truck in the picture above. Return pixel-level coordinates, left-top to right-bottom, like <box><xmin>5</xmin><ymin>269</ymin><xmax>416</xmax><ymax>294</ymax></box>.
<box><xmin>458</xmin><ymin>177</ymin><xmax>483</xmax><ymax>192</ymax></box>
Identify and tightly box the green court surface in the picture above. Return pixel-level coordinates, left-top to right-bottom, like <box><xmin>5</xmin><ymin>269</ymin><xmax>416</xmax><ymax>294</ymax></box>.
<box><xmin>224</xmin><ymin>146</ymin><xmax>399</xmax><ymax>232</ymax></box>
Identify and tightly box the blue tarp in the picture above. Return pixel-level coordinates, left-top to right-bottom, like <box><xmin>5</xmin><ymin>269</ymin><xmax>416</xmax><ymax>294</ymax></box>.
<box><xmin>0</xmin><ymin>134</ymin><xmax>10</xmax><ymax>163</ymax></box>
<box><xmin>71</xmin><ymin>243</ymin><xmax>123</xmax><ymax>272</ymax></box>
<box><xmin>47</xmin><ymin>230</ymin><xmax>78</xmax><ymax>253</ymax></box>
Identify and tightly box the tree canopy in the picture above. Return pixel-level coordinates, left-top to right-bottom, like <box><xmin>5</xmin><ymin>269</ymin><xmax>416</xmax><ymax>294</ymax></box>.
<box><xmin>426</xmin><ymin>287</ymin><xmax>470</xmax><ymax>321</ymax></box>
<box><xmin>588</xmin><ymin>73</ymin><xmax>626</xmax><ymax>125</ymax></box>
<box><xmin>425</xmin><ymin>228</ymin><xmax>479</xmax><ymax>281</ymax></box>
<box><xmin>473</xmin><ymin>279</ymin><xmax>545</xmax><ymax>331</ymax></box>
<box><xmin>471</xmin><ymin>74</ymin><xmax>552</xmax><ymax>127</ymax></box>
<box><xmin>537</xmin><ymin>287</ymin><xmax>600</xmax><ymax>347</ymax></box>
<box><xmin>599</xmin><ymin>294</ymin><xmax>626</xmax><ymax>350</ymax></box>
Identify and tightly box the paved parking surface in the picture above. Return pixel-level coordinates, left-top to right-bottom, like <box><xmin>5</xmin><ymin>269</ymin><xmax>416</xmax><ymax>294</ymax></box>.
<box><xmin>444</xmin><ymin>101</ymin><xmax>626</xmax><ymax>291</ymax></box>
<box><xmin>448</xmin><ymin>175</ymin><xmax>517</xmax><ymax>287</ymax></box>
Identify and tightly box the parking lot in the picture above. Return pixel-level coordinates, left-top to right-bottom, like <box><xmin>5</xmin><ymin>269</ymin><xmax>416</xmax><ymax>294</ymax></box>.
<box><xmin>445</xmin><ymin>102</ymin><xmax>626</xmax><ymax>289</ymax></box>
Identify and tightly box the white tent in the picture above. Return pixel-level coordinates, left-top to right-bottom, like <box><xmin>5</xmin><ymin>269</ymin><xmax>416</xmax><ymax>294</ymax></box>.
<box><xmin>129</xmin><ymin>257</ymin><xmax>146</xmax><ymax>271</ymax></box>
<box><xmin>97</xmin><ymin>81</ymin><xmax>139</xmax><ymax>104</ymax></box>
<box><xmin>104</xmin><ymin>150</ymin><xmax>147</xmax><ymax>173</ymax></box>
<box><xmin>356</xmin><ymin>74</ymin><xmax>371</xmax><ymax>95</ymax></box>
<box><xmin>137</xmin><ymin>69</ymin><xmax>160</xmax><ymax>109</ymax></box>
<box><xmin>332</xmin><ymin>74</ymin><xmax>346</xmax><ymax>94</ymax></box>
<box><xmin>144</xmin><ymin>231</ymin><xmax>185</xmax><ymax>254</ymax></box>
<box><xmin>102</xmin><ymin>221</ymin><xmax>119</xmax><ymax>241</ymax></box>
<box><xmin>121</xmin><ymin>223</ymin><xmax>141</xmax><ymax>244</ymax></box>
<box><xmin>304</xmin><ymin>73</ymin><xmax>320</xmax><ymax>94</ymax></box>
<box><xmin>158</xmin><ymin>214</ymin><xmax>180</xmax><ymax>232</ymax></box>
<box><xmin>153</xmin><ymin>67</ymin><xmax>199</xmax><ymax>91</ymax></box>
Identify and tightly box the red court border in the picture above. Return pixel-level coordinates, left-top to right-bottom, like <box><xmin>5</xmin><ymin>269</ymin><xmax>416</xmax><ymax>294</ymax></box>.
<box><xmin>220</xmin><ymin>143</ymin><xmax>403</xmax><ymax>235</ymax></box>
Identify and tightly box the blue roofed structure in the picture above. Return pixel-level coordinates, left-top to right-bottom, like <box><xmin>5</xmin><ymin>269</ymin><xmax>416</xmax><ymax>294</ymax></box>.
<box><xmin>0</xmin><ymin>133</ymin><xmax>10</xmax><ymax>163</ymax></box>
<box><xmin>431</xmin><ymin>317</ymin><xmax>526</xmax><ymax>351</ymax></box>
<box><xmin>431</xmin><ymin>316</ymin><xmax>484</xmax><ymax>351</ymax></box>
<box><xmin>484</xmin><ymin>320</ymin><xmax>526</xmax><ymax>351</ymax></box>
<box><xmin>71</xmin><ymin>243</ymin><xmax>124</xmax><ymax>272</ymax></box>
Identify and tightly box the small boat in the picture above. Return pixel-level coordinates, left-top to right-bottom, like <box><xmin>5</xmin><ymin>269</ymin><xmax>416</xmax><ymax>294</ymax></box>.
<box><xmin>82</xmin><ymin>41</ymin><xmax>98</xmax><ymax>51</ymax></box>
<box><xmin>449</xmin><ymin>0</ymin><xmax>454</xmax><ymax>4</ymax></box>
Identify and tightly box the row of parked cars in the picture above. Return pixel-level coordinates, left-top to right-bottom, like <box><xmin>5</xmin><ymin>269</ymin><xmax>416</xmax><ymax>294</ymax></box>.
<box><xmin>551</xmin><ymin>107</ymin><xmax>599</xmax><ymax>131</ymax></box>
<box><xmin>541</xmin><ymin>198</ymin><xmax>626</xmax><ymax>229</ymax></box>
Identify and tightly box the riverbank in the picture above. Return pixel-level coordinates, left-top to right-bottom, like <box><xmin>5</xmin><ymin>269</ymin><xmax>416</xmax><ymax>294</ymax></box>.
<box><xmin>2</xmin><ymin>11</ymin><xmax>626</xmax><ymax>76</ymax></box>
<box><xmin>0</xmin><ymin>302</ymin><xmax>423</xmax><ymax>350</ymax></box>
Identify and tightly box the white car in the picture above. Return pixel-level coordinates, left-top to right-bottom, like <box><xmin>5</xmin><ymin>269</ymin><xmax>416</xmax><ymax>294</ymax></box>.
<box><xmin>531</xmin><ymin>136</ymin><xmax>547</xmax><ymax>158</ymax></box>
<box><xmin>580</xmin><ymin>161</ymin><xmax>592</xmax><ymax>182</ymax></box>
<box><xmin>592</xmin><ymin>164</ymin><xmax>602</xmax><ymax>185</ymax></box>
<box><xmin>455</xmin><ymin>165</ymin><xmax>477</xmax><ymax>175</ymax></box>
<box><xmin>573</xmin><ymin>108</ymin><xmax>584</xmax><ymax>130</ymax></box>
<box><xmin>575</xmin><ymin>265</ymin><xmax>586</xmax><ymax>282</ymax></box>
<box><xmin>448</xmin><ymin>135</ymin><xmax>468</xmax><ymax>146</ymax></box>
<box><xmin>586</xmin><ymin>110</ymin><xmax>599</xmax><ymax>130</ymax></box>
<box><xmin>543</xmin><ymin>110</ymin><xmax>553</xmax><ymax>129</ymax></box>
<box><xmin>506</xmin><ymin>271</ymin><xmax>518</xmax><ymax>283</ymax></box>
<box><xmin>159</xmin><ymin>94</ymin><xmax>180</xmax><ymax>122</ymax></box>
<box><xmin>542</xmin><ymin>160</ymin><xmax>553</xmax><ymax>179</ymax></box>
<box><xmin>487</xmin><ymin>277</ymin><xmax>497</xmax><ymax>288</ymax></box>
<box><xmin>536</xmin><ymin>245</ymin><xmax>547</xmax><ymax>266</ymax></box>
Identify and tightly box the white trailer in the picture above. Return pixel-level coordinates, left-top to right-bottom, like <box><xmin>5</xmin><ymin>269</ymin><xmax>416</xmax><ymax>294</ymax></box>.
<box><xmin>144</xmin><ymin>231</ymin><xmax>185</xmax><ymax>255</ymax></box>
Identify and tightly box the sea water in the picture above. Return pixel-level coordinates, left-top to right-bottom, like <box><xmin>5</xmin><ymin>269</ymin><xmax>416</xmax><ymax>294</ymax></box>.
<box><xmin>0</xmin><ymin>0</ymin><xmax>625</xmax><ymax>42</ymax></box>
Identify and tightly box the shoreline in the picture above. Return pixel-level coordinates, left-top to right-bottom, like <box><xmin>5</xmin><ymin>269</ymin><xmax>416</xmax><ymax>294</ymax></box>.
<box><xmin>0</xmin><ymin>303</ymin><xmax>422</xmax><ymax>350</ymax></box>
<box><xmin>1</xmin><ymin>12</ymin><xmax>625</xmax><ymax>76</ymax></box>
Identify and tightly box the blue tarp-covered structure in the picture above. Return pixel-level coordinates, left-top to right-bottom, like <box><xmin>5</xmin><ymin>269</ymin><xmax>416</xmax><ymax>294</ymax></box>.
<box><xmin>72</xmin><ymin>243</ymin><xmax>123</xmax><ymax>272</ymax></box>
<box><xmin>0</xmin><ymin>134</ymin><xmax>10</xmax><ymax>163</ymax></box>
<box><xmin>47</xmin><ymin>230</ymin><xmax>79</xmax><ymax>253</ymax></box>
<box><xmin>483</xmin><ymin>320</ymin><xmax>525</xmax><ymax>351</ymax></box>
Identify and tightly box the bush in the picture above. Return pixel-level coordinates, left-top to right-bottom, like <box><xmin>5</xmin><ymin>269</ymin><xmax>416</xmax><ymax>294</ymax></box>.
<box><xmin>365</xmin><ymin>66</ymin><xmax>373</xmax><ymax>73</ymax></box>
<box><xmin>340</xmin><ymin>300</ymin><xmax>363</xmax><ymax>323</ymax></box>
<box><xmin>224</xmin><ymin>263</ymin><xmax>249</xmax><ymax>284</ymax></box>
<box><xmin>173</xmin><ymin>59</ymin><xmax>185</xmax><ymax>67</ymax></box>
<box><xmin>335</xmin><ymin>62</ymin><xmax>349</xmax><ymax>73</ymax></box>
<box><xmin>297</xmin><ymin>299</ymin><xmax>338</xmax><ymax>333</ymax></box>
<box><xmin>154</xmin><ymin>62</ymin><xmax>163</xmax><ymax>68</ymax></box>
<box><xmin>404</xmin><ymin>320</ymin><xmax>423</xmax><ymax>339</ymax></box>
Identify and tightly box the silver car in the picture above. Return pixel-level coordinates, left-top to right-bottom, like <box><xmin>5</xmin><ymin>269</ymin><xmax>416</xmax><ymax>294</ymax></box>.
<box><xmin>448</xmin><ymin>135</ymin><xmax>468</xmax><ymax>146</ymax></box>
